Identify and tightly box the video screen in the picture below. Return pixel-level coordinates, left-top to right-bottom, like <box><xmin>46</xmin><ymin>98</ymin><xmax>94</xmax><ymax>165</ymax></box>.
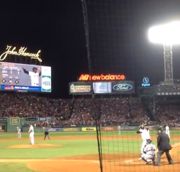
<box><xmin>93</xmin><ymin>82</ymin><xmax>112</xmax><ymax>94</ymax></box>
<box><xmin>0</xmin><ymin>62</ymin><xmax>51</xmax><ymax>92</ymax></box>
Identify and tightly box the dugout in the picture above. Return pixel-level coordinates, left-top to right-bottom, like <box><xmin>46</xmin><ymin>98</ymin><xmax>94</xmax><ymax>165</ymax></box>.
<box><xmin>0</xmin><ymin>117</ymin><xmax>7</xmax><ymax>132</ymax></box>
<box><xmin>6</xmin><ymin>117</ymin><xmax>25</xmax><ymax>132</ymax></box>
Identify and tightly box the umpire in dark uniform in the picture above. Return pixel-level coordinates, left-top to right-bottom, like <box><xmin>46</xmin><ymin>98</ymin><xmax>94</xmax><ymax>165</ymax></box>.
<box><xmin>155</xmin><ymin>127</ymin><xmax>173</xmax><ymax>166</ymax></box>
<box><xmin>44</xmin><ymin>127</ymin><xmax>50</xmax><ymax>140</ymax></box>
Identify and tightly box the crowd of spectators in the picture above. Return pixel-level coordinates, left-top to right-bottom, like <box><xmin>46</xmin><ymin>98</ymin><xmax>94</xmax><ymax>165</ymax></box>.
<box><xmin>0</xmin><ymin>92</ymin><xmax>179</xmax><ymax>128</ymax></box>
<box><xmin>156</xmin><ymin>103</ymin><xmax>180</xmax><ymax>127</ymax></box>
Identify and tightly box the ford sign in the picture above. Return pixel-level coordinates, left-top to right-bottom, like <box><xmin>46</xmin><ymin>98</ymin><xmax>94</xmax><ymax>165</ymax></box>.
<box><xmin>112</xmin><ymin>82</ymin><xmax>134</xmax><ymax>93</ymax></box>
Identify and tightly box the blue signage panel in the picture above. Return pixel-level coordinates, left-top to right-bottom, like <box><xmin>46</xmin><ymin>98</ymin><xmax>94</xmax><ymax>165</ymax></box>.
<box><xmin>141</xmin><ymin>77</ymin><xmax>151</xmax><ymax>87</ymax></box>
<box><xmin>111</xmin><ymin>81</ymin><xmax>135</xmax><ymax>94</ymax></box>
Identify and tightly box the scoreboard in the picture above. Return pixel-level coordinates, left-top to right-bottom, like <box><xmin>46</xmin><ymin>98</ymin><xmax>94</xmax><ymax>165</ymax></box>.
<box><xmin>0</xmin><ymin>62</ymin><xmax>51</xmax><ymax>93</ymax></box>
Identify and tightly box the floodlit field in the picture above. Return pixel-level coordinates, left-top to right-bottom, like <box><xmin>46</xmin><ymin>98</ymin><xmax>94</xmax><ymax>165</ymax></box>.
<box><xmin>0</xmin><ymin>130</ymin><xmax>180</xmax><ymax>172</ymax></box>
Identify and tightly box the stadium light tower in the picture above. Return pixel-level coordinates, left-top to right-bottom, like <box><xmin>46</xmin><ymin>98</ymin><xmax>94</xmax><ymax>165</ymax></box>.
<box><xmin>148</xmin><ymin>21</ymin><xmax>180</xmax><ymax>85</ymax></box>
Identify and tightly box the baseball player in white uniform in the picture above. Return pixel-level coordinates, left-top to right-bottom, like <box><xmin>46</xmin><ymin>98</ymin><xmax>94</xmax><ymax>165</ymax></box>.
<box><xmin>137</xmin><ymin>125</ymin><xmax>151</xmax><ymax>155</ymax></box>
<box><xmin>141</xmin><ymin>139</ymin><xmax>156</xmax><ymax>164</ymax></box>
<box><xmin>17</xmin><ymin>126</ymin><xmax>22</xmax><ymax>139</ymax></box>
<box><xmin>164</xmin><ymin>124</ymin><xmax>170</xmax><ymax>138</ymax></box>
<box><xmin>28</xmin><ymin>124</ymin><xmax>35</xmax><ymax>145</ymax></box>
<box><xmin>22</xmin><ymin>67</ymin><xmax>41</xmax><ymax>86</ymax></box>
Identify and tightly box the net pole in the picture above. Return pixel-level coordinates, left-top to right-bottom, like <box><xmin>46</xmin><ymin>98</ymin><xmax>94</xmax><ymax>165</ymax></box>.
<box><xmin>95</xmin><ymin>118</ymin><xmax>103</xmax><ymax>172</ymax></box>
<box><xmin>81</xmin><ymin>0</ymin><xmax>92</xmax><ymax>74</ymax></box>
<box><xmin>93</xmin><ymin>96</ymin><xmax>104</xmax><ymax>172</ymax></box>
<box><xmin>81</xmin><ymin>1</ymin><xmax>103</xmax><ymax>171</ymax></box>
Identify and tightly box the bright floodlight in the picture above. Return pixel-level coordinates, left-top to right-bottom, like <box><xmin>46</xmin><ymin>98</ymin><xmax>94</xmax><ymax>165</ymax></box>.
<box><xmin>148</xmin><ymin>21</ymin><xmax>180</xmax><ymax>45</ymax></box>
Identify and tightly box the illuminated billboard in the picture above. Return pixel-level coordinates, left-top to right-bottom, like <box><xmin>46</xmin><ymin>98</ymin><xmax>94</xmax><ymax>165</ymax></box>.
<box><xmin>69</xmin><ymin>82</ymin><xmax>92</xmax><ymax>95</ymax></box>
<box><xmin>69</xmin><ymin>81</ymin><xmax>135</xmax><ymax>95</ymax></box>
<box><xmin>111</xmin><ymin>81</ymin><xmax>135</xmax><ymax>94</ymax></box>
<box><xmin>0</xmin><ymin>62</ymin><xmax>51</xmax><ymax>92</ymax></box>
<box><xmin>93</xmin><ymin>82</ymin><xmax>112</xmax><ymax>94</ymax></box>
<box><xmin>78</xmin><ymin>74</ymin><xmax>126</xmax><ymax>81</ymax></box>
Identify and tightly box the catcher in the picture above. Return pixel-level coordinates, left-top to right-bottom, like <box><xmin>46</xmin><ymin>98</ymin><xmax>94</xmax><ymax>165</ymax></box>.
<box><xmin>141</xmin><ymin>139</ymin><xmax>156</xmax><ymax>165</ymax></box>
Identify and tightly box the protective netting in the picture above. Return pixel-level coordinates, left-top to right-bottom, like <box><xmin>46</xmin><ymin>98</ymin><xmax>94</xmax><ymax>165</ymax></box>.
<box><xmin>83</xmin><ymin>1</ymin><xmax>180</xmax><ymax>171</ymax></box>
<box><xmin>84</xmin><ymin>0</ymin><xmax>180</xmax><ymax>82</ymax></box>
<box><xmin>91</xmin><ymin>96</ymin><xmax>180</xmax><ymax>172</ymax></box>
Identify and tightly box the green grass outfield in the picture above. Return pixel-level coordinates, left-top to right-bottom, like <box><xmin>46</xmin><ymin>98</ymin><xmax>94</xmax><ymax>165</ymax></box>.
<box><xmin>0</xmin><ymin>131</ymin><xmax>98</xmax><ymax>172</ymax></box>
<box><xmin>0</xmin><ymin>130</ymin><xmax>179</xmax><ymax>172</ymax></box>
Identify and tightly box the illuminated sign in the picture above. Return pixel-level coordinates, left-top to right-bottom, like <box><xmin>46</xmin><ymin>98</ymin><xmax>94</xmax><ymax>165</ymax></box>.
<box><xmin>0</xmin><ymin>62</ymin><xmax>51</xmax><ymax>93</ymax></box>
<box><xmin>112</xmin><ymin>81</ymin><xmax>135</xmax><ymax>94</ymax></box>
<box><xmin>69</xmin><ymin>82</ymin><xmax>92</xmax><ymax>94</ymax></box>
<box><xmin>0</xmin><ymin>45</ymin><xmax>42</xmax><ymax>63</ymax></box>
<box><xmin>69</xmin><ymin>81</ymin><xmax>135</xmax><ymax>95</ymax></box>
<box><xmin>78</xmin><ymin>74</ymin><xmax>125</xmax><ymax>81</ymax></box>
<box><xmin>93</xmin><ymin>82</ymin><xmax>112</xmax><ymax>94</ymax></box>
<box><xmin>141</xmin><ymin>77</ymin><xmax>151</xmax><ymax>87</ymax></box>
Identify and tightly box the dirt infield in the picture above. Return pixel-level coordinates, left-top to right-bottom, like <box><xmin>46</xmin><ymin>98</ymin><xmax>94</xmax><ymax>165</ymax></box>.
<box><xmin>27</xmin><ymin>157</ymin><xmax>100</xmax><ymax>172</ymax></box>
<box><xmin>27</xmin><ymin>135</ymin><xmax>180</xmax><ymax>172</ymax></box>
<box><xmin>27</xmin><ymin>151</ymin><xmax>180</xmax><ymax>172</ymax></box>
<box><xmin>9</xmin><ymin>144</ymin><xmax>60</xmax><ymax>149</ymax></box>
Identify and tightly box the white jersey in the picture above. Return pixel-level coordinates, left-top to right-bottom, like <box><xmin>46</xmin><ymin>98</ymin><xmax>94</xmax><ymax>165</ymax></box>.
<box><xmin>28</xmin><ymin>125</ymin><xmax>34</xmax><ymax>135</ymax></box>
<box><xmin>28</xmin><ymin>125</ymin><xmax>35</xmax><ymax>145</ymax></box>
<box><xmin>141</xmin><ymin>143</ymin><xmax>156</xmax><ymax>162</ymax></box>
<box><xmin>29</xmin><ymin>71</ymin><xmax>40</xmax><ymax>86</ymax></box>
<box><xmin>17</xmin><ymin>127</ymin><xmax>21</xmax><ymax>133</ymax></box>
<box><xmin>139</xmin><ymin>128</ymin><xmax>151</xmax><ymax>141</ymax></box>
<box><xmin>165</xmin><ymin>125</ymin><xmax>170</xmax><ymax>138</ymax></box>
<box><xmin>143</xmin><ymin>143</ymin><xmax>156</xmax><ymax>156</ymax></box>
<box><xmin>17</xmin><ymin>127</ymin><xmax>21</xmax><ymax>138</ymax></box>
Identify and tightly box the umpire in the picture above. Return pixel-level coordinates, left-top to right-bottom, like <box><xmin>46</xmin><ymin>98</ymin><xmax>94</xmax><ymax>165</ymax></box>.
<box><xmin>154</xmin><ymin>127</ymin><xmax>173</xmax><ymax>166</ymax></box>
<box><xmin>44</xmin><ymin>127</ymin><xmax>50</xmax><ymax>140</ymax></box>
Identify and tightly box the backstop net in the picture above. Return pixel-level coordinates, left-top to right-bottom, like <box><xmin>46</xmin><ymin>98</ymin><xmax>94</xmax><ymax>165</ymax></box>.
<box><xmin>82</xmin><ymin>0</ymin><xmax>180</xmax><ymax>171</ymax></box>
<box><xmin>91</xmin><ymin>95</ymin><xmax>180</xmax><ymax>172</ymax></box>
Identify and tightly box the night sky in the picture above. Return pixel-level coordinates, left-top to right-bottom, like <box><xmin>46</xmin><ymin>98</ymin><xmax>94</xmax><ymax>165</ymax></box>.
<box><xmin>0</xmin><ymin>0</ymin><xmax>180</xmax><ymax>98</ymax></box>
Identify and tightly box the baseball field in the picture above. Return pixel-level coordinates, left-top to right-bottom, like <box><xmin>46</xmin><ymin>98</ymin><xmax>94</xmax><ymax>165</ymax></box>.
<box><xmin>0</xmin><ymin>129</ymin><xmax>180</xmax><ymax>172</ymax></box>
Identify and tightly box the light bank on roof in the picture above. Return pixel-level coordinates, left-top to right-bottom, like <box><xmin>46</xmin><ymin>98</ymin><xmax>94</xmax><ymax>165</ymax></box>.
<box><xmin>148</xmin><ymin>21</ymin><xmax>180</xmax><ymax>45</ymax></box>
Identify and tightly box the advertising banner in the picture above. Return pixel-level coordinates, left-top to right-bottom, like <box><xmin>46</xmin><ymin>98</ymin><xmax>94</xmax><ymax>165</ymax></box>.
<box><xmin>63</xmin><ymin>128</ymin><xmax>81</xmax><ymax>132</ymax></box>
<box><xmin>81</xmin><ymin>127</ymin><xmax>96</xmax><ymax>131</ymax></box>
<box><xmin>69</xmin><ymin>82</ymin><xmax>92</xmax><ymax>95</ymax></box>
<box><xmin>93</xmin><ymin>82</ymin><xmax>112</xmax><ymax>94</ymax></box>
<box><xmin>101</xmin><ymin>127</ymin><xmax>116</xmax><ymax>131</ymax></box>
<box><xmin>78</xmin><ymin>74</ymin><xmax>126</xmax><ymax>81</ymax></box>
<box><xmin>111</xmin><ymin>81</ymin><xmax>135</xmax><ymax>94</ymax></box>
